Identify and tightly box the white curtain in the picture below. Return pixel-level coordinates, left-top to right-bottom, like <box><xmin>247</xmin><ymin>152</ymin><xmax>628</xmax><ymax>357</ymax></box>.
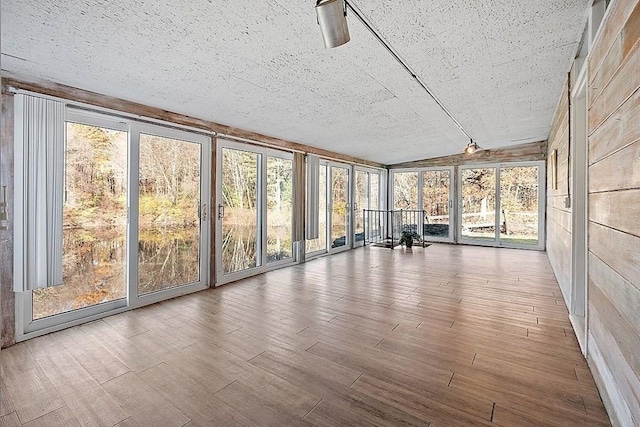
<box><xmin>305</xmin><ymin>154</ymin><xmax>320</xmax><ymax>240</ymax></box>
<box><xmin>14</xmin><ymin>94</ymin><xmax>65</xmax><ymax>292</ymax></box>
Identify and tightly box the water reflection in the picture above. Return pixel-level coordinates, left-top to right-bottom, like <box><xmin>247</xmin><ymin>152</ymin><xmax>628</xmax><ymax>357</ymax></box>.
<box><xmin>33</xmin><ymin>227</ymin><xmax>200</xmax><ymax>319</ymax></box>
<box><xmin>138</xmin><ymin>228</ymin><xmax>200</xmax><ymax>295</ymax></box>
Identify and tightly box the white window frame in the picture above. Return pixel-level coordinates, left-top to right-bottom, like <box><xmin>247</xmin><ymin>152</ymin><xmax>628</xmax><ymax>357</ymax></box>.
<box><xmin>305</xmin><ymin>161</ymin><xmax>330</xmax><ymax>259</ymax></box>
<box><xmin>352</xmin><ymin>166</ymin><xmax>384</xmax><ymax>248</ymax></box>
<box><xmin>327</xmin><ymin>161</ymin><xmax>352</xmax><ymax>255</ymax></box>
<box><xmin>458</xmin><ymin>161</ymin><xmax>546</xmax><ymax>250</ymax></box>
<box><xmin>389</xmin><ymin>166</ymin><xmax>455</xmax><ymax>243</ymax></box>
<box><xmin>215</xmin><ymin>139</ymin><xmax>296</xmax><ymax>286</ymax></box>
<box><xmin>16</xmin><ymin>107</ymin><xmax>211</xmax><ymax>341</ymax></box>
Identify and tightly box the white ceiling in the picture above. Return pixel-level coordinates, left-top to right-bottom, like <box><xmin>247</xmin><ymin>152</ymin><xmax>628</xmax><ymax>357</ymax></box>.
<box><xmin>1</xmin><ymin>0</ymin><xmax>589</xmax><ymax>164</ymax></box>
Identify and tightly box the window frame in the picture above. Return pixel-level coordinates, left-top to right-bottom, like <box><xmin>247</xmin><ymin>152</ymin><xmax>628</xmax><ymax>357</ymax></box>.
<box><xmin>457</xmin><ymin>161</ymin><xmax>546</xmax><ymax>250</ymax></box>
<box><xmin>16</xmin><ymin>107</ymin><xmax>212</xmax><ymax>341</ymax></box>
<box><xmin>214</xmin><ymin>138</ymin><xmax>296</xmax><ymax>286</ymax></box>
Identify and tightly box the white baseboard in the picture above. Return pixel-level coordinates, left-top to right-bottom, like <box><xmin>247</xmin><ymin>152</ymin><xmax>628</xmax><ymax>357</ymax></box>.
<box><xmin>587</xmin><ymin>332</ymin><xmax>634</xmax><ymax>427</ymax></box>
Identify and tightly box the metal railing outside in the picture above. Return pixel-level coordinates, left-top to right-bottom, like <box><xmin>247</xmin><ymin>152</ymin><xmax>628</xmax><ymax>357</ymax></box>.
<box><xmin>363</xmin><ymin>209</ymin><xmax>429</xmax><ymax>248</ymax></box>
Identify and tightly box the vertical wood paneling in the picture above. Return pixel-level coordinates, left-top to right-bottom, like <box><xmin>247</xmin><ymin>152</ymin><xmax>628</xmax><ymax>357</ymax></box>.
<box><xmin>587</xmin><ymin>0</ymin><xmax>640</xmax><ymax>424</ymax></box>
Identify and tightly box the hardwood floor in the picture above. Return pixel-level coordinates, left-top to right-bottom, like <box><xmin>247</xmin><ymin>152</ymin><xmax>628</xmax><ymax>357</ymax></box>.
<box><xmin>0</xmin><ymin>244</ymin><xmax>610</xmax><ymax>426</ymax></box>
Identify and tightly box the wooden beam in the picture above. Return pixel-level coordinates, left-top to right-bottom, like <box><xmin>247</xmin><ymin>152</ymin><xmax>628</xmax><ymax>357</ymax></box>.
<box><xmin>0</xmin><ymin>93</ymin><xmax>16</xmax><ymax>348</ymax></box>
<box><xmin>1</xmin><ymin>74</ymin><xmax>385</xmax><ymax>169</ymax></box>
<box><xmin>388</xmin><ymin>141</ymin><xmax>548</xmax><ymax>169</ymax></box>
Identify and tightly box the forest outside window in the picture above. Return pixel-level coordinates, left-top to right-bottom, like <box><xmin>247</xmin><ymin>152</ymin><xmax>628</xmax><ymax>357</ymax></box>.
<box><xmin>16</xmin><ymin>98</ymin><xmax>211</xmax><ymax>339</ymax></box>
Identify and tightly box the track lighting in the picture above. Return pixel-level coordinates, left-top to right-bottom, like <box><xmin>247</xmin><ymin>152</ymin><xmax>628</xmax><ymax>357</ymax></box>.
<box><xmin>315</xmin><ymin>0</ymin><xmax>476</xmax><ymax>152</ymax></box>
<box><xmin>464</xmin><ymin>140</ymin><xmax>480</xmax><ymax>155</ymax></box>
<box><xmin>316</xmin><ymin>0</ymin><xmax>350</xmax><ymax>48</ymax></box>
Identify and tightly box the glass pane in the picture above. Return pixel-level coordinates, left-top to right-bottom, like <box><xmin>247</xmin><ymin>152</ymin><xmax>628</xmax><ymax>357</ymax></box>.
<box><xmin>370</xmin><ymin>174</ymin><xmax>379</xmax><ymax>210</ymax></box>
<box><xmin>422</xmin><ymin>170</ymin><xmax>450</xmax><ymax>238</ymax></box>
<box><xmin>461</xmin><ymin>168</ymin><xmax>497</xmax><ymax>241</ymax></box>
<box><xmin>393</xmin><ymin>172</ymin><xmax>418</xmax><ymax>210</ymax></box>
<box><xmin>33</xmin><ymin>123</ymin><xmax>127</xmax><ymax>320</ymax></box>
<box><xmin>306</xmin><ymin>165</ymin><xmax>327</xmax><ymax>254</ymax></box>
<box><xmin>368</xmin><ymin>173</ymin><xmax>381</xmax><ymax>240</ymax></box>
<box><xmin>221</xmin><ymin>148</ymin><xmax>259</xmax><ymax>275</ymax></box>
<box><xmin>138</xmin><ymin>134</ymin><xmax>201</xmax><ymax>295</ymax></box>
<box><xmin>354</xmin><ymin>171</ymin><xmax>368</xmax><ymax>243</ymax></box>
<box><xmin>267</xmin><ymin>156</ymin><xmax>293</xmax><ymax>262</ymax></box>
<box><xmin>331</xmin><ymin>166</ymin><xmax>349</xmax><ymax>248</ymax></box>
<box><xmin>500</xmin><ymin>166</ymin><xmax>539</xmax><ymax>245</ymax></box>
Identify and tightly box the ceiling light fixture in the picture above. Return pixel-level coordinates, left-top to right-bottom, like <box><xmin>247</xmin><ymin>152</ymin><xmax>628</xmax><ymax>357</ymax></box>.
<box><xmin>464</xmin><ymin>140</ymin><xmax>481</xmax><ymax>155</ymax></box>
<box><xmin>315</xmin><ymin>0</ymin><xmax>474</xmax><ymax>149</ymax></box>
<box><xmin>316</xmin><ymin>0</ymin><xmax>350</xmax><ymax>48</ymax></box>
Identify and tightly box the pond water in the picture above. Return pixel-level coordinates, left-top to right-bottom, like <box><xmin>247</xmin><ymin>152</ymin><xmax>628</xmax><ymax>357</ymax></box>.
<box><xmin>33</xmin><ymin>227</ymin><xmax>200</xmax><ymax>319</ymax></box>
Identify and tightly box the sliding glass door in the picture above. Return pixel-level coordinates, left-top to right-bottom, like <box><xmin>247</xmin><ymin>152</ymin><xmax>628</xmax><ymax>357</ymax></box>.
<box><xmin>21</xmin><ymin>108</ymin><xmax>211</xmax><ymax>337</ymax></box>
<box><xmin>353</xmin><ymin>168</ymin><xmax>381</xmax><ymax>247</ymax></box>
<box><xmin>215</xmin><ymin>140</ymin><xmax>294</xmax><ymax>284</ymax></box>
<box><xmin>458</xmin><ymin>162</ymin><xmax>544</xmax><ymax>249</ymax></box>
<box><xmin>133</xmin><ymin>124</ymin><xmax>210</xmax><ymax>305</ymax></box>
<box><xmin>138</xmin><ymin>131</ymin><xmax>204</xmax><ymax>296</ymax></box>
<box><xmin>422</xmin><ymin>168</ymin><xmax>453</xmax><ymax>241</ymax></box>
<box><xmin>392</xmin><ymin>171</ymin><xmax>419</xmax><ymax>210</ymax></box>
<box><xmin>460</xmin><ymin>167</ymin><xmax>498</xmax><ymax>243</ymax></box>
<box><xmin>219</xmin><ymin>146</ymin><xmax>260</xmax><ymax>277</ymax></box>
<box><xmin>391</xmin><ymin>167</ymin><xmax>454</xmax><ymax>243</ymax></box>
<box><xmin>499</xmin><ymin>165</ymin><xmax>542</xmax><ymax>247</ymax></box>
<box><xmin>306</xmin><ymin>164</ymin><xmax>328</xmax><ymax>255</ymax></box>
<box><xmin>31</xmin><ymin>117</ymin><xmax>129</xmax><ymax>321</ymax></box>
<box><xmin>354</xmin><ymin>170</ymin><xmax>368</xmax><ymax>246</ymax></box>
<box><xmin>305</xmin><ymin>160</ymin><xmax>352</xmax><ymax>257</ymax></box>
<box><xmin>330</xmin><ymin>165</ymin><xmax>350</xmax><ymax>252</ymax></box>
<box><xmin>266</xmin><ymin>156</ymin><xmax>294</xmax><ymax>262</ymax></box>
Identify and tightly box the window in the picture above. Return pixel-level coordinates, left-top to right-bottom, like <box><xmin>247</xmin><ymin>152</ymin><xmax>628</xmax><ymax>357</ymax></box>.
<box><xmin>393</xmin><ymin>172</ymin><xmax>418</xmax><ymax>210</ymax></box>
<box><xmin>306</xmin><ymin>164</ymin><xmax>327</xmax><ymax>254</ymax></box>
<box><xmin>459</xmin><ymin>162</ymin><xmax>544</xmax><ymax>249</ymax></box>
<box><xmin>33</xmin><ymin>121</ymin><xmax>128</xmax><ymax>319</ymax></box>
<box><xmin>215</xmin><ymin>140</ymin><xmax>295</xmax><ymax>284</ymax></box>
<box><xmin>18</xmin><ymin>103</ymin><xmax>211</xmax><ymax>339</ymax></box>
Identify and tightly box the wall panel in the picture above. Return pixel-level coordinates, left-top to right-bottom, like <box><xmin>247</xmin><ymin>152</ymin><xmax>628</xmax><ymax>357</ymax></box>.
<box><xmin>0</xmin><ymin>93</ymin><xmax>15</xmax><ymax>348</ymax></box>
<box><xmin>587</xmin><ymin>0</ymin><xmax>640</xmax><ymax>424</ymax></box>
<box><xmin>546</xmin><ymin>76</ymin><xmax>572</xmax><ymax>307</ymax></box>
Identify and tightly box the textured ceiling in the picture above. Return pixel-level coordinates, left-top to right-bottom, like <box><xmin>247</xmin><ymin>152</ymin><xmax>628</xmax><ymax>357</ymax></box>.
<box><xmin>0</xmin><ymin>0</ymin><xmax>589</xmax><ymax>164</ymax></box>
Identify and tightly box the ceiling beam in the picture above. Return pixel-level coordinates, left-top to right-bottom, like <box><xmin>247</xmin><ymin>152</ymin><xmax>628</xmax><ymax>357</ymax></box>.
<box><xmin>388</xmin><ymin>140</ymin><xmax>548</xmax><ymax>169</ymax></box>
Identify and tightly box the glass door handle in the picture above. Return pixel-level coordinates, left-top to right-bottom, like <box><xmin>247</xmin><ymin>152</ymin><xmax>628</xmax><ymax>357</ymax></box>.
<box><xmin>202</xmin><ymin>204</ymin><xmax>208</xmax><ymax>221</ymax></box>
<box><xmin>217</xmin><ymin>204</ymin><xmax>225</xmax><ymax>220</ymax></box>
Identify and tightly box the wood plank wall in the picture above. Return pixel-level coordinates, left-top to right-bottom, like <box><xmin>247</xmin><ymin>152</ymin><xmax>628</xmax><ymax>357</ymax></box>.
<box><xmin>586</xmin><ymin>0</ymin><xmax>640</xmax><ymax>424</ymax></box>
<box><xmin>546</xmin><ymin>78</ymin><xmax>572</xmax><ymax>306</ymax></box>
<box><xmin>388</xmin><ymin>140</ymin><xmax>547</xmax><ymax>169</ymax></box>
<box><xmin>0</xmin><ymin>94</ymin><xmax>15</xmax><ymax>348</ymax></box>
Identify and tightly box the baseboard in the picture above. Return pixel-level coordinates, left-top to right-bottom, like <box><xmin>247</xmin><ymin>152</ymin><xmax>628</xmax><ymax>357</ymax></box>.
<box><xmin>587</xmin><ymin>332</ymin><xmax>634</xmax><ymax>427</ymax></box>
